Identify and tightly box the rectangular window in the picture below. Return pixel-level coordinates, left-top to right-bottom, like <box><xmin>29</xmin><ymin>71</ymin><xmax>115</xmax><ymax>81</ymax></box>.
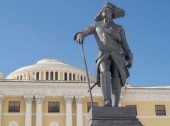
<box><xmin>87</xmin><ymin>102</ymin><xmax>98</xmax><ymax>112</ymax></box>
<box><xmin>46</xmin><ymin>72</ymin><xmax>49</xmax><ymax>80</ymax></box>
<box><xmin>8</xmin><ymin>101</ymin><xmax>20</xmax><ymax>112</ymax></box>
<box><xmin>155</xmin><ymin>105</ymin><xmax>166</xmax><ymax>116</ymax></box>
<box><xmin>64</xmin><ymin>73</ymin><xmax>67</xmax><ymax>80</ymax></box>
<box><xmin>69</xmin><ymin>73</ymin><xmax>72</xmax><ymax>80</ymax></box>
<box><xmin>50</xmin><ymin>72</ymin><xmax>53</xmax><ymax>80</ymax></box>
<box><xmin>36</xmin><ymin>72</ymin><xmax>39</xmax><ymax>80</ymax></box>
<box><xmin>55</xmin><ymin>72</ymin><xmax>58</xmax><ymax>80</ymax></box>
<box><xmin>80</xmin><ymin>76</ymin><xmax>83</xmax><ymax>81</ymax></box>
<box><xmin>73</xmin><ymin>74</ymin><xmax>75</xmax><ymax>81</ymax></box>
<box><xmin>126</xmin><ymin>105</ymin><xmax>137</xmax><ymax>115</ymax></box>
<box><xmin>48</xmin><ymin>102</ymin><xmax>60</xmax><ymax>113</ymax></box>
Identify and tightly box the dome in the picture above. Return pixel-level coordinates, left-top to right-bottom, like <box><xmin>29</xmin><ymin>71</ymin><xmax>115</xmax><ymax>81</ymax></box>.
<box><xmin>6</xmin><ymin>59</ymin><xmax>95</xmax><ymax>82</ymax></box>
<box><xmin>37</xmin><ymin>59</ymin><xmax>65</xmax><ymax>65</ymax></box>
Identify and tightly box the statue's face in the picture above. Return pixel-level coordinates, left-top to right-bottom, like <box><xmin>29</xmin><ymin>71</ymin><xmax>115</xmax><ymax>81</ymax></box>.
<box><xmin>101</xmin><ymin>8</ymin><xmax>113</xmax><ymax>20</ymax></box>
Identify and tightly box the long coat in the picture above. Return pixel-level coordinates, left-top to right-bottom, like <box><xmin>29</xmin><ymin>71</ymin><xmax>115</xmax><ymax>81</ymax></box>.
<box><xmin>79</xmin><ymin>21</ymin><xmax>133</xmax><ymax>87</ymax></box>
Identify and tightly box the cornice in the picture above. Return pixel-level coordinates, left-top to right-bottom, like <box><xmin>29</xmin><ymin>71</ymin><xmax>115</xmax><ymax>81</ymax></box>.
<box><xmin>1</xmin><ymin>81</ymin><xmax>170</xmax><ymax>102</ymax></box>
<box><xmin>122</xmin><ymin>88</ymin><xmax>170</xmax><ymax>102</ymax></box>
<box><xmin>0</xmin><ymin>81</ymin><xmax>102</xmax><ymax>97</ymax></box>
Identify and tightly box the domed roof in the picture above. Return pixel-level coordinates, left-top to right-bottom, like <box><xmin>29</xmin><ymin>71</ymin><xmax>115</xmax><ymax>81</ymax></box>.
<box><xmin>7</xmin><ymin>59</ymin><xmax>83</xmax><ymax>74</ymax></box>
<box><xmin>6</xmin><ymin>59</ymin><xmax>95</xmax><ymax>82</ymax></box>
<box><xmin>37</xmin><ymin>59</ymin><xmax>65</xmax><ymax>65</ymax></box>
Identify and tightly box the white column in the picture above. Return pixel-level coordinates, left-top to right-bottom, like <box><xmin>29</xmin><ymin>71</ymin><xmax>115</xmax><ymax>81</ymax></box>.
<box><xmin>0</xmin><ymin>95</ymin><xmax>4</xmax><ymax>126</ymax></box>
<box><xmin>35</xmin><ymin>95</ymin><xmax>44</xmax><ymax>126</ymax></box>
<box><xmin>75</xmin><ymin>96</ymin><xmax>84</xmax><ymax>126</ymax></box>
<box><xmin>26</xmin><ymin>73</ymin><xmax>28</xmax><ymax>80</ymax></box>
<box><xmin>44</xmin><ymin>70</ymin><xmax>46</xmax><ymax>80</ymax></box>
<box><xmin>39</xmin><ymin>71</ymin><xmax>42</xmax><ymax>80</ymax></box>
<box><xmin>64</xmin><ymin>96</ymin><xmax>73</xmax><ymax>126</ymax></box>
<box><xmin>48</xmin><ymin>71</ymin><xmax>51</xmax><ymax>80</ymax></box>
<box><xmin>24</xmin><ymin>95</ymin><xmax>33</xmax><ymax>126</ymax></box>
<box><xmin>53</xmin><ymin>71</ymin><xmax>55</xmax><ymax>80</ymax></box>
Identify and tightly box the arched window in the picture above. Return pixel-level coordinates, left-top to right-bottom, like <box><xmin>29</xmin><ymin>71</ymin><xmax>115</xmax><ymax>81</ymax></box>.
<box><xmin>8</xmin><ymin>121</ymin><xmax>19</xmax><ymax>126</ymax></box>
<box><xmin>49</xmin><ymin>121</ymin><xmax>59</xmax><ymax>126</ymax></box>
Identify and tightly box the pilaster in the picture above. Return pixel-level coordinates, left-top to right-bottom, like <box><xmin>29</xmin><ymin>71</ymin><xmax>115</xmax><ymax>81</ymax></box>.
<box><xmin>75</xmin><ymin>96</ymin><xmax>84</xmax><ymax>126</ymax></box>
<box><xmin>35</xmin><ymin>95</ymin><xmax>44</xmax><ymax>126</ymax></box>
<box><xmin>64</xmin><ymin>96</ymin><xmax>73</xmax><ymax>126</ymax></box>
<box><xmin>0</xmin><ymin>95</ymin><xmax>4</xmax><ymax>126</ymax></box>
<box><xmin>24</xmin><ymin>95</ymin><xmax>33</xmax><ymax>126</ymax></box>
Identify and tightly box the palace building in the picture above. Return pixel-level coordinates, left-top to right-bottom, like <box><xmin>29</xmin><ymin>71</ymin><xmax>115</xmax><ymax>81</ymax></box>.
<box><xmin>0</xmin><ymin>59</ymin><xmax>170</xmax><ymax>126</ymax></box>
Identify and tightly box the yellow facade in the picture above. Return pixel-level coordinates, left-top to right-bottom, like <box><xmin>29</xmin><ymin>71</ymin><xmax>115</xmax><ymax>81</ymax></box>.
<box><xmin>122</xmin><ymin>101</ymin><xmax>170</xmax><ymax>126</ymax></box>
<box><xmin>1</xmin><ymin>94</ymin><xmax>170</xmax><ymax>126</ymax></box>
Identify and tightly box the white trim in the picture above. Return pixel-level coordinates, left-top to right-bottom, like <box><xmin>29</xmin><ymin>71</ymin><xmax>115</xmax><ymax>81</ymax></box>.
<box><xmin>137</xmin><ymin>116</ymin><xmax>170</xmax><ymax>119</ymax></box>
<box><xmin>2</xmin><ymin>113</ymin><xmax>25</xmax><ymax>116</ymax></box>
<box><xmin>43</xmin><ymin>113</ymin><xmax>65</xmax><ymax>116</ymax></box>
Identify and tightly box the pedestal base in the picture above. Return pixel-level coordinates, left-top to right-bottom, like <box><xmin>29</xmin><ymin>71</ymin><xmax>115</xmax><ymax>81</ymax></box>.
<box><xmin>88</xmin><ymin>106</ymin><xmax>143</xmax><ymax>126</ymax></box>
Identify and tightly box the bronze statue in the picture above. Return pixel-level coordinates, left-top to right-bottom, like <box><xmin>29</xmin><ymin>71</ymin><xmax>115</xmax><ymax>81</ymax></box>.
<box><xmin>74</xmin><ymin>2</ymin><xmax>133</xmax><ymax>107</ymax></box>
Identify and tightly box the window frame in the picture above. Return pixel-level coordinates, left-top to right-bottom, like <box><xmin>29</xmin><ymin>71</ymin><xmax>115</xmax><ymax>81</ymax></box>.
<box><xmin>155</xmin><ymin>105</ymin><xmax>166</xmax><ymax>116</ymax></box>
<box><xmin>48</xmin><ymin>102</ymin><xmax>60</xmax><ymax>113</ymax></box>
<box><xmin>8</xmin><ymin>101</ymin><xmax>20</xmax><ymax>113</ymax></box>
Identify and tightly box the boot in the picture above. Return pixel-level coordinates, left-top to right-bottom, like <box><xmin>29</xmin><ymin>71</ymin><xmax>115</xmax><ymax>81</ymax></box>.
<box><xmin>111</xmin><ymin>77</ymin><xmax>121</xmax><ymax>107</ymax></box>
<box><xmin>100</xmin><ymin>71</ymin><xmax>112</xmax><ymax>107</ymax></box>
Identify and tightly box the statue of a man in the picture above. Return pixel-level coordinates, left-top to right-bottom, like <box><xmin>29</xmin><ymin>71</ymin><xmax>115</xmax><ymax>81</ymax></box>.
<box><xmin>74</xmin><ymin>2</ymin><xmax>133</xmax><ymax>107</ymax></box>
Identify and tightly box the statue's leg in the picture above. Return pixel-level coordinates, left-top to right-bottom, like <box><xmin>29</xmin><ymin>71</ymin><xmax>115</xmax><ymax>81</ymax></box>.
<box><xmin>99</xmin><ymin>58</ymin><xmax>112</xmax><ymax>107</ymax></box>
<box><xmin>111</xmin><ymin>61</ymin><xmax>121</xmax><ymax>107</ymax></box>
<box><xmin>111</xmin><ymin>77</ymin><xmax>121</xmax><ymax>107</ymax></box>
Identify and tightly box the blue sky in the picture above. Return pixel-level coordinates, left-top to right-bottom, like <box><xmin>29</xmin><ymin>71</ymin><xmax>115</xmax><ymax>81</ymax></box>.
<box><xmin>0</xmin><ymin>0</ymin><xmax>170</xmax><ymax>87</ymax></box>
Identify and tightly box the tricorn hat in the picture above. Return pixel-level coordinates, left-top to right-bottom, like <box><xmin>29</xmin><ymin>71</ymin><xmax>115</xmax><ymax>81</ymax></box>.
<box><xmin>95</xmin><ymin>2</ymin><xmax>125</xmax><ymax>22</ymax></box>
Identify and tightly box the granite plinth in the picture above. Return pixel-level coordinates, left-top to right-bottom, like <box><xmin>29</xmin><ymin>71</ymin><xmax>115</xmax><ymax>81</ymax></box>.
<box><xmin>88</xmin><ymin>106</ymin><xmax>143</xmax><ymax>126</ymax></box>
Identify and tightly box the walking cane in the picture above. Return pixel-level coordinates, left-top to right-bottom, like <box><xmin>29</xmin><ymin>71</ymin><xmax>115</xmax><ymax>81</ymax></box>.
<box><xmin>74</xmin><ymin>33</ymin><xmax>94</xmax><ymax>107</ymax></box>
<box><xmin>80</xmin><ymin>44</ymin><xmax>94</xmax><ymax>107</ymax></box>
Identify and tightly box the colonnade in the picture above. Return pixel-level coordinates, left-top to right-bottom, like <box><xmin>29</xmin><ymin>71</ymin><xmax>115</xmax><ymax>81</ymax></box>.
<box><xmin>0</xmin><ymin>95</ymin><xmax>84</xmax><ymax>126</ymax></box>
<box><xmin>14</xmin><ymin>71</ymin><xmax>87</xmax><ymax>82</ymax></box>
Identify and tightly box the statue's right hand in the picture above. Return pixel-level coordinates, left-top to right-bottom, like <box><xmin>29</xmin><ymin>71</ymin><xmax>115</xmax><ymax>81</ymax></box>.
<box><xmin>74</xmin><ymin>32</ymin><xmax>84</xmax><ymax>44</ymax></box>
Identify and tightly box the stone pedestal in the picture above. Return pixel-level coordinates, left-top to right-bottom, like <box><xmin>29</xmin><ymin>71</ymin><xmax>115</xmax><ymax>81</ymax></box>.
<box><xmin>88</xmin><ymin>106</ymin><xmax>143</xmax><ymax>126</ymax></box>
